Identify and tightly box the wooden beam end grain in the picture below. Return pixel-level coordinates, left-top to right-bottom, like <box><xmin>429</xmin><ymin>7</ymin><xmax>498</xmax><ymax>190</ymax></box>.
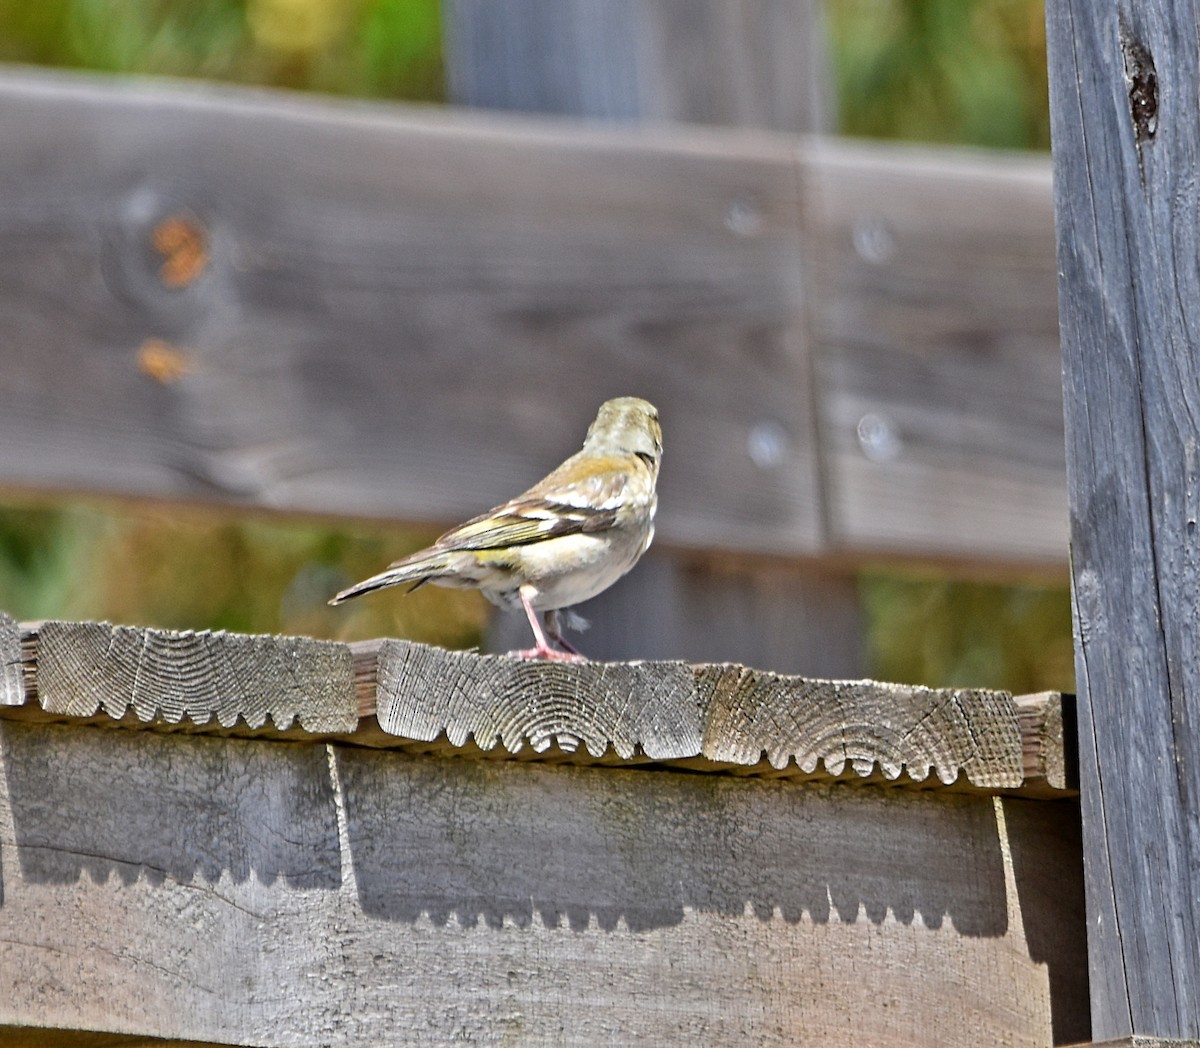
<box><xmin>5</xmin><ymin>619</ymin><xmax>1072</xmax><ymax>797</ymax></box>
<box><xmin>26</xmin><ymin>620</ymin><xmax>358</xmax><ymax>733</ymax></box>
<box><xmin>373</xmin><ymin>639</ymin><xmax>704</xmax><ymax>761</ymax></box>
<box><xmin>1015</xmin><ymin>691</ymin><xmax>1076</xmax><ymax>795</ymax></box>
<box><xmin>369</xmin><ymin>639</ymin><xmax>1042</xmax><ymax>792</ymax></box>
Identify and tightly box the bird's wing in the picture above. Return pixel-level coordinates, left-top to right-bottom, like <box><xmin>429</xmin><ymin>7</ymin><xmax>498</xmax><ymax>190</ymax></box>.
<box><xmin>390</xmin><ymin>460</ymin><xmax>629</xmax><ymax>563</ymax></box>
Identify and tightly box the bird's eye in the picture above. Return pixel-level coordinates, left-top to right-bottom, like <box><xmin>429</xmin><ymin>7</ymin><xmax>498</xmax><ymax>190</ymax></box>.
<box><xmin>635</xmin><ymin>451</ymin><xmax>657</xmax><ymax>468</ymax></box>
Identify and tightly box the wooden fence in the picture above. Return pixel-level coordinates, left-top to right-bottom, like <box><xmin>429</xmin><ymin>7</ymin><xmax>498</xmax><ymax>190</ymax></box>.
<box><xmin>4</xmin><ymin>0</ymin><xmax>1197</xmax><ymax>1042</ymax></box>
<box><xmin>0</xmin><ymin>18</ymin><xmax>1082</xmax><ymax>1044</ymax></box>
<box><xmin>1047</xmin><ymin>0</ymin><xmax>1200</xmax><ymax>1040</ymax></box>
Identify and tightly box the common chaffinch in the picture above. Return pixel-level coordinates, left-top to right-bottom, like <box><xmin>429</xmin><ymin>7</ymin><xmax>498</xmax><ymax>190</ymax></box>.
<box><xmin>329</xmin><ymin>396</ymin><xmax>662</xmax><ymax>661</ymax></box>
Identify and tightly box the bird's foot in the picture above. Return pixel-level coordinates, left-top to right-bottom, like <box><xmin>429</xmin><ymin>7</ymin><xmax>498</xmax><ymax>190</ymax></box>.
<box><xmin>511</xmin><ymin>644</ymin><xmax>588</xmax><ymax>663</ymax></box>
<box><xmin>515</xmin><ymin>589</ymin><xmax>588</xmax><ymax>661</ymax></box>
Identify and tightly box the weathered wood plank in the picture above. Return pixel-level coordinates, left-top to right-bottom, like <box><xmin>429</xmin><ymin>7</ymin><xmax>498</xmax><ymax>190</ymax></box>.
<box><xmin>0</xmin><ymin>1030</ymin><xmax>225</xmax><ymax>1047</ymax></box>
<box><xmin>1046</xmin><ymin>0</ymin><xmax>1200</xmax><ymax>1038</ymax></box>
<box><xmin>375</xmin><ymin>638</ymin><xmax>701</xmax><ymax>759</ymax></box>
<box><xmin>0</xmin><ymin>68</ymin><xmax>820</xmax><ymax>557</ymax></box>
<box><xmin>444</xmin><ymin>0</ymin><xmax>831</xmax><ymax>133</ymax></box>
<box><xmin>0</xmin><ymin>719</ymin><xmax>1082</xmax><ymax>1046</ymax></box>
<box><xmin>2</xmin><ymin>621</ymin><xmax>1072</xmax><ymax>796</ymax></box>
<box><xmin>372</xmin><ymin>638</ymin><xmax>1025</xmax><ymax>789</ymax></box>
<box><xmin>695</xmin><ymin>661</ymin><xmax>1022</xmax><ymax>786</ymax></box>
<box><xmin>28</xmin><ymin>620</ymin><xmax>356</xmax><ymax>732</ymax></box>
<box><xmin>0</xmin><ymin>614</ymin><xmax>22</xmax><ymax>708</ymax></box>
<box><xmin>0</xmin><ymin>69</ymin><xmax>1068</xmax><ymax>569</ymax></box>
<box><xmin>805</xmin><ymin>141</ymin><xmax>1067</xmax><ymax>566</ymax></box>
<box><xmin>1082</xmin><ymin>1041</ymin><xmax>1200</xmax><ymax>1048</ymax></box>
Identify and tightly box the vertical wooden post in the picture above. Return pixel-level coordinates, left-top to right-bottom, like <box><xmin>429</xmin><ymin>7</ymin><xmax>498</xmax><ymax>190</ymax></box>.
<box><xmin>443</xmin><ymin>0</ymin><xmax>831</xmax><ymax>133</ymax></box>
<box><xmin>443</xmin><ymin>0</ymin><xmax>862</xmax><ymax>674</ymax></box>
<box><xmin>1046</xmin><ymin>1</ymin><xmax>1200</xmax><ymax>1039</ymax></box>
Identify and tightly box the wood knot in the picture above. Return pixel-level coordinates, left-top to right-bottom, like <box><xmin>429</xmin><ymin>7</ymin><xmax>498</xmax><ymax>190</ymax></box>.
<box><xmin>1119</xmin><ymin>18</ymin><xmax>1158</xmax><ymax>147</ymax></box>
<box><xmin>151</xmin><ymin>213</ymin><xmax>209</xmax><ymax>287</ymax></box>
<box><xmin>137</xmin><ymin>338</ymin><xmax>193</xmax><ymax>384</ymax></box>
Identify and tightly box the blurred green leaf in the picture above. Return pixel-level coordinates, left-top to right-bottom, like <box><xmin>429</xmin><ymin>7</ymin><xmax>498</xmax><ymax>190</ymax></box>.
<box><xmin>829</xmin><ymin>0</ymin><xmax>1049</xmax><ymax>150</ymax></box>
<box><xmin>0</xmin><ymin>0</ymin><xmax>444</xmax><ymax>100</ymax></box>
<box><xmin>0</xmin><ymin>499</ymin><xmax>487</xmax><ymax>646</ymax></box>
<box><xmin>864</xmin><ymin>572</ymin><xmax>1073</xmax><ymax>693</ymax></box>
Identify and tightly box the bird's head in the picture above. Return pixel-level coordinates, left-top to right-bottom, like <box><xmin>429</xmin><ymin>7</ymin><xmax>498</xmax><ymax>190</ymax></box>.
<box><xmin>583</xmin><ymin>397</ymin><xmax>662</xmax><ymax>473</ymax></box>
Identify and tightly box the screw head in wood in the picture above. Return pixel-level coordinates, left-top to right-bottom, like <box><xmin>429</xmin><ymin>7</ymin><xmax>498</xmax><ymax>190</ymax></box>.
<box><xmin>747</xmin><ymin>420</ymin><xmax>789</xmax><ymax>468</ymax></box>
<box><xmin>856</xmin><ymin>413</ymin><xmax>902</xmax><ymax>462</ymax></box>
<box><xmin>852</xmin><ymin>216</ymin><xmax>896</xmax><ymax>265</ymax></box>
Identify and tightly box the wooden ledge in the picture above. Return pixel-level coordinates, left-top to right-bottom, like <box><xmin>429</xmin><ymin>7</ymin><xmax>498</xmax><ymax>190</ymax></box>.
<box><xmin>1075</xmin><ymin>1040</ymin><xmax>1200</xmax><ymax>1048</ymax></box>
<box><xmin>0</xmin><ymin>613</ymin><xmax>1074</xmax><ymax>796</ymax></box>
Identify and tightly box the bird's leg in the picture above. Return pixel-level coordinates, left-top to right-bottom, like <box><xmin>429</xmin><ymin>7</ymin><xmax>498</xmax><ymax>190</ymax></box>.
<box><xmin>513</xmin><ymin>586</ymin><xmax>586</xmax><ymax>662</ymax></box>
<box><xmin>544</xmin><ymin>609</ymin><xmax>583</xmax><ymax>656</ymax></box>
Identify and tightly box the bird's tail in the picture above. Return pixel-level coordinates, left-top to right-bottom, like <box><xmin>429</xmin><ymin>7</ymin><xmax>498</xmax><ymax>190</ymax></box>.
<box><xmin>328</xmin><ymin>553</ymin><xmax>454</xmax><ymax>606</ymax></box>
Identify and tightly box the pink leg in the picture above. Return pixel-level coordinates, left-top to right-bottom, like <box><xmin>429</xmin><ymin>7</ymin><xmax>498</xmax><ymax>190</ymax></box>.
<box><xmin>513</xmin><ymin>586</ymin><xmax>586</xmax><ymax>662</ymax></box>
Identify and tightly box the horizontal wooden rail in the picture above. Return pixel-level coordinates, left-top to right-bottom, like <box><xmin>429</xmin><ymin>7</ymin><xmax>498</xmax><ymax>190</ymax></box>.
<box><xmin>0</xmin><ymin>613</ymin><xmax>1073</xmax><ymax>795</ymax></box>
<box><xmin>0</xmin><ymin>68</ymin><xmax>1064</xmax><ymax>569</ymax></box>
<box><xmin>806</xmin><ymin>142</ymin><xmax>1064</xmax><ymax>564</ymax></box>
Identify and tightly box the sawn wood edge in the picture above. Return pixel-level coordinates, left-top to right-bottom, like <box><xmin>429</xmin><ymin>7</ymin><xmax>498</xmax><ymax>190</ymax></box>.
<box><xmin>0</xmin><ymin>617</ymin><xmax>1074</xmax><ymax>797</ymax></box>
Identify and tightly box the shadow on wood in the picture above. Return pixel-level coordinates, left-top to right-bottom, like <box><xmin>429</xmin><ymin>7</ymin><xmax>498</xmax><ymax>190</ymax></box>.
<box><xmin>340</xmin><ymin>744</ymin><xmax>1010</xmax><ymax>935</ymax></box>
<box><xmin>0</xmin><ymin>718</ymin><xmax>1083</xmax><ymax>1046</ymax></box>
<box><xmin>0</xmin><ymin>721</ymin><xmax>341</xmax><ymax>890</ymax></box>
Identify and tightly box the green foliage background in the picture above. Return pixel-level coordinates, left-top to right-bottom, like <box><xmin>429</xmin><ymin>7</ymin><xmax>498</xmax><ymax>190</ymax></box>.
<box><xmin>0</xmin><ymin>0</ymin><xmax>444</xmax><ymax>99</ymax></box>
<box><xmin>0</xmin><ymin>0</ymin><xmax>1071</xmax><ymax>692</ymax></box>
<box><xmin>831</xmin><ymin>0</ymin><xmax>1049</xmax><ymax>149</ymax></box>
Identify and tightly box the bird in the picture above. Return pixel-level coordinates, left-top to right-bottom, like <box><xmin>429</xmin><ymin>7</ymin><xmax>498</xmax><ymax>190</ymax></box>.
<box><xmin>329</xmin><ymin>396</ymin><xmax>662</xmax><ymax>662</ymax></box>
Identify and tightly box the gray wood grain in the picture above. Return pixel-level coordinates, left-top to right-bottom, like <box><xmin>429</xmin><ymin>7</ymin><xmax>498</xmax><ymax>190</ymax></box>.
<box><xmin>0</xmin><ymin>68</ymin><xmax>820</xmax><ymax>557</ymax></box>
<box><xmin>805</xmin><ymin>141</ymin><xmax>1067</xmax><ymax>566</ymax></box>
<box><xmin>1047</xmin><ymin>0</ymin><xmax>1200</xmax><ymax>1038</ymax></box>
<box><xmin>5</xmin><ymin>621</ymin><xmax>1070</xmax><ymax>796</ymax></box>
<box><xmin>372</xmin><ymin>638</ymin><xmax>1025</xmax><ymax>788</ymax></box>
<box><xmin>0</xmin><ymin>718</ymin><xmax>1082</xmax><ymax>1046</ymax></box>
<box><xmin>444</xmin><ymin>0</ymin><xmax>831</xmax><ymax>133</ymax></box>
<box><xmin>0</xmin><ymin>614</ymin><xmax>22</xmax><ymax>708</ymax></box>
<box><xmin>32</xmin><ymin>620</ymin><xmax>356</xmax><ymax>732</ymax></box>
<box><xmin>0</xmin><ymin>69</ymin><xmax>1070</xmax><ymax>572</ymax></box>
<box><xmin>0</xmin><ymin>1030</ymin><xmax>226</xmax><ymax>1047</ymax></box>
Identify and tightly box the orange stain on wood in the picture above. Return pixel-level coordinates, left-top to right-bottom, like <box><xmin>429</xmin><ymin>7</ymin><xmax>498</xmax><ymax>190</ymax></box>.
<box><xmin>151</xmin><ymin>214</ymin><xmax>209</xmax><ymax>287</ymax></box>
<box><xmin>137</xmin><ymin>339</ymin><xmax>193</xmax><ymax>384</ymax></box>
